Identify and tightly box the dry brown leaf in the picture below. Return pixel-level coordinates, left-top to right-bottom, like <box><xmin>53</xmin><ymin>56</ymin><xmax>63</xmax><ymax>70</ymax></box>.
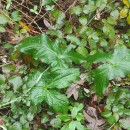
<box><xmin>95</xmin><ymin>9</ymin><xmax>101</xmax><ymax>20</ymax></box>
<box><xmin>84</xmin><ymin>107</ymin><xmax>106</xmax><ymax>130</ymax></box>
<box><xmin>0</xmin><ymin>118</ymin><xmax>4</xmax><ymax>125</ymax></box>
<box><xmin>66</xmin><ymin>74</ymin><xmax>86</xmax><ymax>100</ymax></box>
<box><xmin>10</xmin><ymin>35</ymin><xmax>25</xmax><ymax>44</ymax></box>
<box><xmin>44</xmin><ymin>19</ymin><xmax>53</xmax><ymax>29</ymax></box>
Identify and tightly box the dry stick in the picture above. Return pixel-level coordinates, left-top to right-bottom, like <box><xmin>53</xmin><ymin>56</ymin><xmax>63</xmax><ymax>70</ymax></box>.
<box><xmin>64</xmin><ymin>0</ymin><xmax>77</xmax><ymax>13</ymax></box>
<box><xmin>0</xmin><ymin>66</ymin><xmax>50</xmax><ymax>108</ymax></box>
<box><xmin>13</xmin><ymin>0</ymin><xmax>44</xmax><ymax>17</ymax></box>
<box><xmin>107</xmin><ymin>123</ymin><xmax>115</xmax><ymax>130</ymax></box>
<box><xmin>2</xmin><ymin>0</ymin><xmax>42</xmax><ymax>33</ymax></box>
<box><xmin>35</xmin><ymin>12</ymin><xmax>47</xmax><ymax>22</ymax></box>
<box><xmin>28</xmin><ymin>6</ymin><xmax>42</xmax><ymax>26</ymax></box>
<box><xmin>0</xmin><ymin>9</ymin><xmax>39</xmax><ymax>34</ymax></box>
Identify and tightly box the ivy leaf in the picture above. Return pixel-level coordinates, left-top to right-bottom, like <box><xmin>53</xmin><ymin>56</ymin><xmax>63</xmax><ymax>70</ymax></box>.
<box><xmin>83</xmin><ymin>4</ymin><xmax>96</xmax><ymax>14</ymax></box>
<box><xmin>110</xmin><ymin>10</ymin><xmax>119</xmax><ymax>20</ymax></box>
<box><xmin>16</xmin><ymin>34</ymin><xmax>85</xmax><ymax>68</ymax></box>
<box><xmin>79</xmin><ymin>16</ymin><xmax>87</xmax><ymax>25</ymax></box>
<box><xmin>69</xmin><ymin>121</ymin><xmax>85</xmax><ymax>130</ymax></box>
<box><xmin>107</xmin><ymin>16</ymin><xmax>117</xmax><ymax>25</ymax></box>
<box><xmin>93</xmin><ymin>45</ymin><xmax>130</xmax><ymax>95</ymax></box>
<box><xmin>70</xmin><ymin>6</ymin><xmax>82</xmax><ymax>15</ymax></box>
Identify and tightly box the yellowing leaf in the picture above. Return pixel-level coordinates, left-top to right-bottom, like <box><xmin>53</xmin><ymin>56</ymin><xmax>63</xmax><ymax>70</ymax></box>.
<box><xmin>120</xmin><ymin>8</ymin><xmax>128</xmax><ymax>18</ymax></box>
<box><xmin>127</xmin><ymin>12</ymin><xmax>130</xmax><ymax>24</ymax></box>
<box><xmin>19</xmin><ymin>22</ymin><xmax>30</xmax><ymax>32</ymax></box>
<box><xmin>123</xmin><ymin>0</ymin><xmax>130</xmax><ymax>7</ymax></box>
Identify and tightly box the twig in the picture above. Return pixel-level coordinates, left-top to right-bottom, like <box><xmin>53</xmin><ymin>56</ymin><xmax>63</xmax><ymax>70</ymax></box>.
<box><xmin>107</xmin><ymin>123</ymin><xmax>115</xmax><ymax>130</ymax></box>
<box><xmin>64</xmin><ymin>0</ymin><xmax>77</xmax><ymax>13</ymax></box>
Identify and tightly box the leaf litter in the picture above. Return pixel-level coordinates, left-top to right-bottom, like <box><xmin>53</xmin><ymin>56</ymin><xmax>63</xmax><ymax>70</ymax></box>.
<box><xmin>66</xmin><ymin>73</ymin><xmax>86</xmax><ymax>100</ymax></box>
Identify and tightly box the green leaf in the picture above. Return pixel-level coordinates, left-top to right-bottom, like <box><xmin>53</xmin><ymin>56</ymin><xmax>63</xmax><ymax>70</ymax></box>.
<box><xmin>41</xmin><ymin>115</ymin><xmax>49</xmax><ymax>123</ymax></box>
<box><xmin>50</xmin><ymin>118</ymin><xmax>61</xmax><ymax>128</ymax></box>
<box><xmin>0</xmin><ymin>14</ymin><xmax>8</xmax><ymax>25</ymax></box>
<box><xmin>108</xmin><ymin>115</ymin><xmax>116</xmax><ymax>125</ymax></box>
<box><xmin>31</xmin><ymin>87</ymin><xmax>45</xmax><ymax>105</ymax></box>
<box><xmin>71</xmin><ymin>104</ymin><xmax>83</xmax><ymax>118</ymax></box>
<box><xmin>124</xmin><ymin>109</ymin><xmax>130</xmax><ymax>116</ymax></box>
<box><xmin>61</xmin><ymin>123</ymin><xmax>70</xmax><ymax>130</ymax></box>
<box><xmin>51</xmin><ymin>10</ymin><xmax>65</xmax><ymax>29</ymax></box>
<box><xmin>120</xmin><ymin>8</ymin><xmax>128</xmax><ymax>18</ymax></box>
<box><xmin>44</xmin><ymin>90</ymin><xmax>69</xmax><ymax>113</ymax></box>
<box><xmin>69</xmin><ymin>121</ymin><xmax>76</xmax><ymax>130</ymax></box>
<box><xmin>100</xmin><ymin>38</ymin><xmax>108</xmax><ymax>47</ymax></box>
<box><xmin>93</xmin><ymin>45</ymin><xmax>130</xmax><ymax>95</ymax></box>
<box><xmin>102</xmin><ymin>110</ymin><xmax>112</xmax><ymax>118</ymax></box>
<box><xmin>110</xmin><ymin>10</ymin><xmax>119</xmax><ymax>20</ymax></box>
<box><xmin>9</xmin><ymin>122</ymin><xmax>22</xmax><ymax>130</ymax></box>
<box><xmin>68</xmin><ymin>121</ymin><xmax>85</xmax><ymax>130</ymax></box>
<box><xmin>66</xmin><ymin>34</ymin><xmax>80</xmax><ymax>45</ymax></box>
<box><xmin>0</xmin><ymin>74</ymin><xmax>5</xmax><ymax>85</ymax></box>
<box><xmin>83</xmin><ymin>4</ymin><xmax>96</xmax><ymax>14</ymax></box>
<box><xmin>103</xmin><ymin>22</ymin><xmax>116</xmax><ymax>40</ymax></box>
<box><xmin>29</xmin><ymin>68</ymin><xmax>79</xmax><ymax>89</ymax></box>
<box><xmin>11</xmin><ymin>11</ymin><xmax>21</xmax><ymax>22</ymax></box>
<box><xmin>127</xmin><ymin>12</ymin><xmax>130</xmax><ymax>24</ymax></box>
<box><xmin>96</xmin><ymin>0</ymin><xmax>107</xmax><ymax>10</ymax></box>
<box><xmin>79</xmin><ymin>16</ymin><xmax>87</xmax><ymax>25</ymax></box>
<box><xmin>120</xmin><ymin>119</ymin><xmax>130</xmax><ymax>129</ymax></box>
<box><xmin>113</xmin><ymin>113</ymin><xmax>119</xmax><ymax>122</ymax></box>
<box><xmin>76</xmin><ymin>113</ymin><xmax>84</xmax><ymax>121</ymax></box>
<box><xmin>41</xmin><ymin>68</ymin><xmax>80</xmax><ymax>89</ymax></box>
<box><xmin>0</xmin><ymin>26</ymin><xmax>6</xmax><ymax>32</ymax></box>
<box><xmin>30</xmin><ymin>68</ymin><xmax>78</xmax><ymax>113</ymax></box>
<box><xmin>31</xmin><ymin>88</ymin><xmax>69</xmax><ymax>113</ymax></box>
<box><xmin>70</xmin><ymin>6</ymin><xmax>82</xmax><ymax>15</ymax></box>
<box><xmin>9</xmin><ymin>76</ymin><xmax>23</xmax><ymax>92</ymax></box>
<box><xmin>16</xmin><ymin>34</ymin><xmax>85</xmax><ymax>68</ymax></box>
<box><xmin>57</xmin><ymin>115</ymin><xmax>70</xmax><ymax>122</ymax></box>
<box><xmin>107</xmin><ymin>16</ymin><xmax>117</xmax><ymax>25</ymax></box>
<box><xmin>123</xmin><ymin>0</ymin><xmax>130</xmax><ymax>7</ymax></box>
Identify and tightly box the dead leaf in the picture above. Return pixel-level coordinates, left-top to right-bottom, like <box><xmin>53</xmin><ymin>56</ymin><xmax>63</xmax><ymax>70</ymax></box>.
<box><xmin>19</xmin><ymin>21</ymin><xmax>31</xmax><ymax>32</ymax></box>
<box><xmin>84</xmin><ymin>107</ymin><xmax>106</xmax><ymax>130</ymax></box>
<box><xmin>0</xmin><ymin>118</ymin><xmax>4</xmax><ymax>125</ymax></box>
<box><xmin>44</xmin><ymin>19</ymin><xmax>52</xmax><ymax>29</ymax></box>
<box><xmin>10</xmin><ymin>35</ymin><xmax>25</xmax><ymax>44</ymax></box>
<box><xmin>95</xmin><ymin>9</ymin><xmax>101</xmax><ymax>20</ymax></box>
<box><xmin>66</xmin><ymin>74</ymin><xmax>86</xmax><ymax>100</ymax></box>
